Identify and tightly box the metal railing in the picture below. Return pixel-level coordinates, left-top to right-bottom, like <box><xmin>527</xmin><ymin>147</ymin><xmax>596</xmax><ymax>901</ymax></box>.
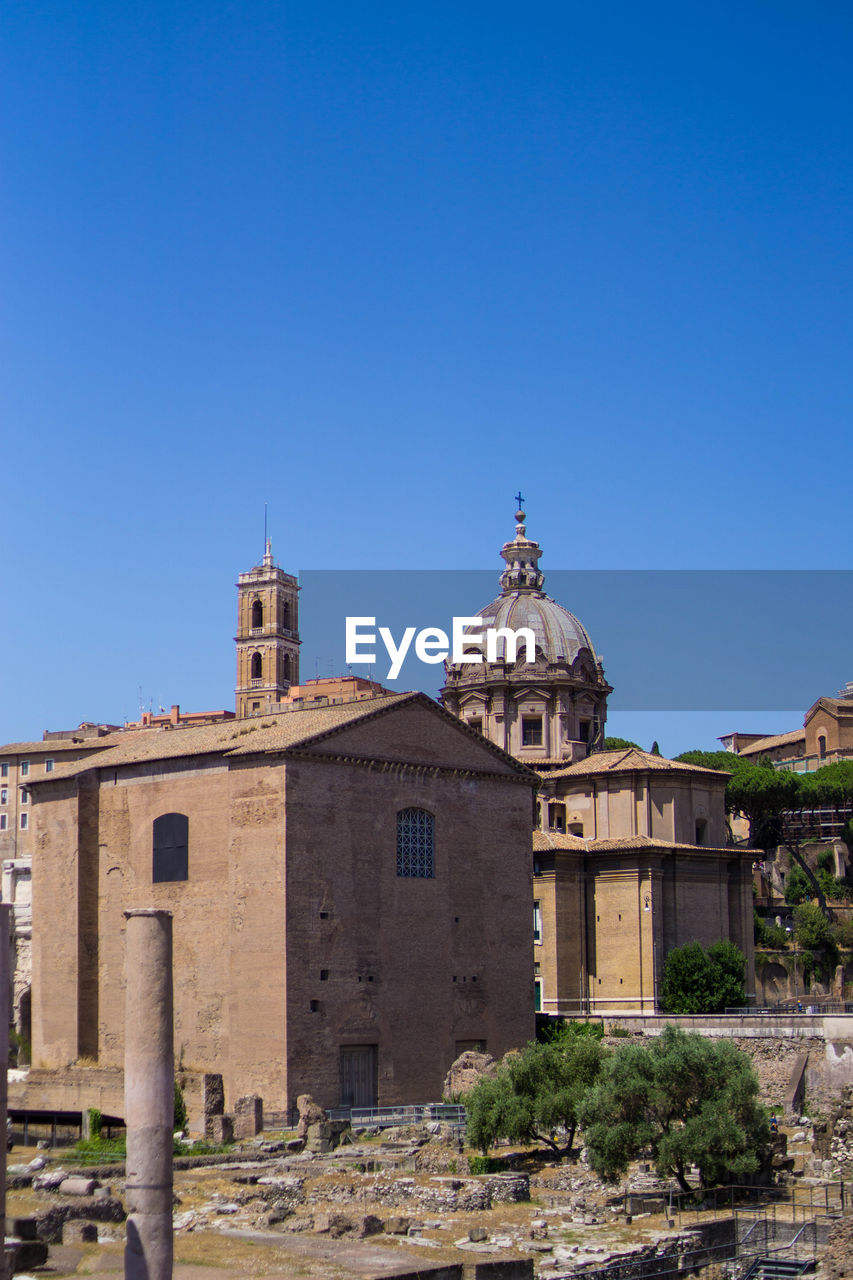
<box><xmin>327</xmin><ymin>1103</ymin><xmax>465</xmax><ymax>1130</ymax></box>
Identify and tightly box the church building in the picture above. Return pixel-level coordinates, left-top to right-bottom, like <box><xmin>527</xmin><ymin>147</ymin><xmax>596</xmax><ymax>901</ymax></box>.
<box><xmin>441</xmin><ymin>507</ymin><xmax>755</xmax><ymax>1016</ymax></box>
<box><xmin>28</xmin><ymin>688</ymin><xmax>536</xmax><ymax>1115</ymax></box>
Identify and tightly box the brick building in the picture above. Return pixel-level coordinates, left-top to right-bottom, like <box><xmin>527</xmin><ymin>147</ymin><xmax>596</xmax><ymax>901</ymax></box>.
<box><xmin>442</xmin><ymin>508</ymin><xmax>754</xmax><ymax>1017</ymax></box>
<box><xmin>28</xmin><ymin>692</ymin><xmax>536</xmax><ymax>1111</ymax></box>
<box><xmin>530</xmin><ymin>748</ymin><xmax>755</xmax><ymax>1015</ymax></box>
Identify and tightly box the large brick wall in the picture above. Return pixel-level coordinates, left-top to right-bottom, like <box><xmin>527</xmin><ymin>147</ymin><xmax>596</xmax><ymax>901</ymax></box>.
<box><xmin>31</xmin><ymin>699</ymin><xmax>536</xmax><ymax>1114</ymax></box>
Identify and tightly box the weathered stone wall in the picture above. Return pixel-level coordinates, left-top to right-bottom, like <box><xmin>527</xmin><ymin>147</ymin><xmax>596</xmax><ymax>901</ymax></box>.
<box><xmin>30</xmin><ymin>700</ymin><xmax>536</xmax><ymax>1116</ymax></box>
<box><xmin>306</xmin><ymin>1172</ymin><xmax>529</xmax><ymax>1214</ymax></box>
<box><xmin>283</xmin><ymin>721</ymin><xmax>535</xmax><ymax>1109</ymax></box>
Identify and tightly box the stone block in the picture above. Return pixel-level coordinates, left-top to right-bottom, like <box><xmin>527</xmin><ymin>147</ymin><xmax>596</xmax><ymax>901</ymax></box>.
<box><xmin>357</xmin><ymin>1214</ymin><xmax>384</xmax><ymax>1237</ymax></box>
<box><xmin>305</xmin><ymin>1118</ymin><xmax>350</xmax><ymax>1152</ymax></box>
<box><xmin>62</xmin><ymin>1219</ymin><xmax>98</xmax><ymax>1243</ymax></box>
<box><xmin>6</xmin><ymin>1215</ymin><xmax>37</xmax><ymax>1239</ymax></box>
<box><xmin>7</xmin><ymin>1240</ymin><xmax>49</xmax><ymax>1270</ymax></box>
<box><xmin>313</xmin><ymin>1211</ymin><xmax>353</xmax><ymax>1237</ymax></box>
<box><xmin>59</xmin><ymin>1177</ymin><xmax>98</xmax><ymax>1196</ymax></box>
<box><xmin>203</xmin><ymin>1073</ymin><xmax>225</xmax><ymax>1138</ymax></box>
<box><xmin>464</xmin><ymin>1262</ymin><xmax>534</xmax><ymax>1280</ymax></box>
<box><xmin>210</xmin><ymin>1114</ymin><xmax>234</xmax><ymax>1144</ymax></box>
<box><xmin>384</xmin><ymin>1215</ymin><xmax>411</xmax><ymax>1234</ymax></box>
<box><xmin>233</xmin><ymin>1094</ymin><xmax>263</xmax><ymax>1140</ymax></box>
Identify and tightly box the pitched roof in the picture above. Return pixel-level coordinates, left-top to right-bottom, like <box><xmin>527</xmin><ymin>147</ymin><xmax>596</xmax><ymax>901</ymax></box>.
<box><xmin>0</xmin><ymin>736</ymin><xmax>126</xmax><ymax>756</ymax></box>
<box><xmin>739</xmin><ymin>728</ymin><xmax>806</xmax><ymax>756</ymax></box>
<box><xmin>538</xmin><ymin>747</ymin><xmax>729</xmax><ymax>780</ymax></box>
<box><xmin>533</xmin><ymin>830</ymin><xmax>733</xmax><ymax>855</ymax></box>
<box><xmin>29</xmin><ymin>693</ymin><xmax>535</xmax><ymax>785</ymax></box>
<box><xmin>805</xmin><ymin>696</ymin><xmax>853</xmax><ymax>721</ymax></box>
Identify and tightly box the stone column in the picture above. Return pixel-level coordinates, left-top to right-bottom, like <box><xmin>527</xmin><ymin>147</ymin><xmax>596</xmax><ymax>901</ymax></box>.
<box><xmin>124</xmin><ymin>909</ymin><xmax>174</xmax><ymax>1280</ymax></box>
<box><xmin>0</xmin><ymin>904</ymin><xmax>11</xmax><ymax>1280</ymax></box>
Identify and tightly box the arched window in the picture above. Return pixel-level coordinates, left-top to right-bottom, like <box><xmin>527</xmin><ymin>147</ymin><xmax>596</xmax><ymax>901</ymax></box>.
<box><xmin>283</xmin><ymin>653</ymin><xmax>291</xmax><ymax>680</ymax></box>
<box><xmin>251</xmin><ymin>652</ymin><xmax>263</xmax><ymax>680</ymax></box>
<box><xmin>283</xmin><ymin>601</ymin><xmax>291</xmax><ymax>629</ymax></box>
<box><xmin>818</xmin><ymin>734</ymin><xmax>827</xmax><ymax>759</ymax></box>
<box><xmin>396</xmin><ymin>808</ymin><xmax>435</xmax><ymax>878</ymax></box>
<box><xmin>251</xmin><ymin>599</ymin><xmax>263</xmax><ymax>629</ymax></box>
<box><xmin>153</xmin><ymin>812</ymin><xmax>189</xmax><ymax>882</ymax></box>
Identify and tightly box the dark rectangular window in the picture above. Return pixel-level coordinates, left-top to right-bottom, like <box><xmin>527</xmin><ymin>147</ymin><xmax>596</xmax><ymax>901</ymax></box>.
<box><xmin>522</xmin><ymin>717</ymin><xmax>542</xmax><ymax>746</ymax></box>
<box><xmin>578</xmin><ymin>720</ymin><xmax>591</xmax><ymax>743</ymax></box>
<box><xmin>153</xmin><ymin>812</ymin><xmax>189</xmax><ymax>882</ymax></box>
<box><xmin>397</xmin><ymin>808</ymin><xmax>435</xmax><ymax>878</ymax></box>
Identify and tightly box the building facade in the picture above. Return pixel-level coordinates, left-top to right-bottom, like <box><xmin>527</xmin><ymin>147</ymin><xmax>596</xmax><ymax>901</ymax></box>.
<box><xmin>29</xmin><ymin>693</ymin><xmax>536</xmax><ymax>1111</ymax></box>
<box><xmin>530</xmin><ymin>748</ymin><xmax>755</xmax><ymax>1015</ymax></box>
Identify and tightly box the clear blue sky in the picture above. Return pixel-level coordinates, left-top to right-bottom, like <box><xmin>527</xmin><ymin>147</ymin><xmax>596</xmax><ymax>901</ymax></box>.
<box><xmin>2</xmin><ymin>3</ymin><xmax>851</xmax><ymax>749</ymax></box>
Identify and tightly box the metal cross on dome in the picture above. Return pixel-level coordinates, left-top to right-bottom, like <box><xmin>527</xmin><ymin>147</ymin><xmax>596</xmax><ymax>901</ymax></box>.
<box><xmin>514</xmin><ymin>490</ymin><xmax>525</xmax><ymax>508</ymax></box>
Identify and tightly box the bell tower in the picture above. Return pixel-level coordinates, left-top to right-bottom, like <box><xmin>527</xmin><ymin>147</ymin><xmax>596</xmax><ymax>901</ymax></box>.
<box><xmin>235</xmin><ymin>541</ymin><xmax>300</xmax><ymax>717</ymax></box>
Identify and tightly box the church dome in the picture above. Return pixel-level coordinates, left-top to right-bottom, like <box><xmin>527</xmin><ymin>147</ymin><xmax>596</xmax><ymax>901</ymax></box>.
<box><xmin>441</xmin><ymin>502</ymin><xmax>610</xmax><ymax>762</ymax></box>
<box><xmin>475</xmin><ymin>590</ymin><xmax>597</xmax><ymax>665</ymax></box>
<box><xmin>458</xmin><ymin>504</ymin><xmax>600</xmax><ymax>669</ymax></box>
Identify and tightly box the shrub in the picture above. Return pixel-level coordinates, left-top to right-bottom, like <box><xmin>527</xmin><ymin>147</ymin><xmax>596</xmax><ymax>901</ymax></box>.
<box><xmin>833</xmin><ymin>918</ymin><xmax>853</xmax><ymax>949</ymax></box>
<box><xmin>174</xmin><ymin>1081</ymin><xmax>188</xmax><ymax>1131</ymax></box>
<box><xmin>660</xmin><ymin>940</ymin><xmax>746</xmax><ymax>1014</ymax></box>
<box><xmin>784</xmin><ymin>866</ymin><xmax>813</xmax><ymax>906</ymax></box>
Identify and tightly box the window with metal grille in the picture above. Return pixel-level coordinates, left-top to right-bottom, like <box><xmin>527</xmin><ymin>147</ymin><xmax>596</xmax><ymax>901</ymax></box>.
<box><xmin>153</xmin><ymin>812</ymin><xmax>189</xmax><ymax>882</ymax></box>
<box><xmin>396</xmin><ymin>808</ymin><xmax>435</xmax><ymax>879</ymax></box>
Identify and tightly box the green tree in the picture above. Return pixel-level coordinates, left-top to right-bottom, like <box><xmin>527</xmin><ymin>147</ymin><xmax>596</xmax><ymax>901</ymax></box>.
<box><xmin>792</xmin><ymin>901</ymin><xmax>839</xmax><ymax>984</ymax></box>
<box><xmin>660</xmin><ymin>940</ymin><xmax>746</xmax><ymax>1014</ymax></box>
<box><xmin>676</xmin><ymin>751</ymin><xmax>835</xmax><ymax>915</ymax></box>
<box><xmin>465</xmin><ymin>1033</ymin><xmax>607</xmax><ymax>1157</ymax></box>
<box><xmin>579</xmin><ymin>1026</ymin><xmax>769</xmax><ymax>1193</ymax></box>
<box><xmin>174</xmin><ymin>1081</ymin><xmax>188</xmax><ymax>1132</ymax></box>
<box><xmin>784</xmin><ymin>864</ymin><xmax>812</xmax><ymax>906</ymax></box>
<box><xmin>793</xmin><ymin>901</ymin><xmax>835</xmax><ymax>951</ymax></box>
<box><xmin>603</xmin><ymin>737</ymin><xmax>642</xmax><ymax>751</ymax></box>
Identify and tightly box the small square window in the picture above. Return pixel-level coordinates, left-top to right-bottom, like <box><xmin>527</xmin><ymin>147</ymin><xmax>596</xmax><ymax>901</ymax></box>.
<box><xmin>44</xmin><ymin>759</ymin><xmax>54</xmax><ymax>773</ymax></box>
<box><xmin>522</xmin><ymin>717</ymin><xmax>542</xmax><ymax>747</ymax></box>
<box><xmin>20</xmin><ymin>814</ymin><xmax>28</xmax><ymax>830</ymax></box>
<box><xmin>309</xmin><ymin>999</ymin><xmax>319</xmax><ymax>1013</ymax></box>
<box><xmin>19</xmin><ymin>761</ymin><xmax>29</xmax><ymax>778</ymax></box>
<box><xmin>320</xmin><ymin>969</ymin><xmax>329</xmax><ymax>981</ymax></box>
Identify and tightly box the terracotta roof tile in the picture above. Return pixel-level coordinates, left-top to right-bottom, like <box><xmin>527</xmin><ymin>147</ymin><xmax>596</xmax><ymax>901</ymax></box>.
<box><xmin>739</xmin><ymin>729</ymin><xmax>806</xmax><ymax>756</ymax></box>
<box><xmin>30</xmin><ymin>693</ymin><xmax>535</xmax><ymax>784</ymax></box>
<box><xmin>539</xmin><ymin>748</ymin><xmax>729</xmax><ymax>780</ymax></box>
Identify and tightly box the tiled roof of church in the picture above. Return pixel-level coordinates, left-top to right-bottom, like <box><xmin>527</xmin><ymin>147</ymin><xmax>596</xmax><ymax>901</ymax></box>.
<box><xmin>738</xmin><ymin>728</ymin><xmax>806</xmax><ymax>756</ymax></box>
<box><xmin>29</xmin><ymin>692</ymin><xmax>533</xmax><ymax>783</ymax></box>
<box><xmin>0</xmin><ymin>737</ymin><xmax>122</xmax><ymax>755</ymax></box>
<box><xmin>541</xmin><ymin>747</ymin><xmax>729</xmax><ymax>779</ymax></box>
<box><xmin>533</xmin><ymin>830</ymin><xmax>734</xmax><ymax>854</ymax></box>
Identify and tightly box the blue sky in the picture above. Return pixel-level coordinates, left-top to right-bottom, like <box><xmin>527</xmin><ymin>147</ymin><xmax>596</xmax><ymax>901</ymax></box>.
<box><xmin>2</xmin><ymin>2</ymin><xmax>852</xmax><ymax>750</ymax></box>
